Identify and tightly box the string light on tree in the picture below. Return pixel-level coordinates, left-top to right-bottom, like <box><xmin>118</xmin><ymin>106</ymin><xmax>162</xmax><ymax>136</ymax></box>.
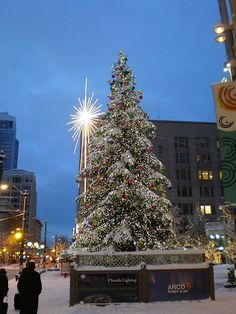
<box><xmin>68</xmin><ymin>78</ymin><xmax>103</xmax><ymax>192</ymax></box>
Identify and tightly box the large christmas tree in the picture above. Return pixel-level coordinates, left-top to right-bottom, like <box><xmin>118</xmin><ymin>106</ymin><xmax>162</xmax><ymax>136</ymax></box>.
<box><xmin>76</xmin><ymin>50</ymin><xmax>175</xmax><ymax>252</ymax></box>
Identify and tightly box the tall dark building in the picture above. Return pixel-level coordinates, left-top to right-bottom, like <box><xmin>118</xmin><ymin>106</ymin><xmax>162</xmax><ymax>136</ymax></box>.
<box><xmin>2</xmin><ymin>169</ymin><xmax>38</xmax><ymax>242</ymax></box>
<box><xmin>152</xmin><ymin>120</ymin><xmax>223</xmax><ymax>222</ymax></box>
<box><xmin>0</xmin><ymin>112</ymin><xmax>19</xmax><ymax>171</ymax></box>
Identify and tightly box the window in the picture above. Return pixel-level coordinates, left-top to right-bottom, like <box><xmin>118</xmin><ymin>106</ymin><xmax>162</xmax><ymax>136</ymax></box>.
<box><xmin>0</xmin><ymin>121</ymin><xmax>8</xmax><ymax>128</ymax></box>
<box><xmin>198</xmin><ymin>170</ymin><xmax>213</xmax><ymax>180</ymax></box>
<box><xmin>12</xmin><ymin>176</ymin><xmax>21</xmax><ymax>183</ymax></box>
<box><xmin>221</xmin><ymin>186</ymin><xmax>224</xmax><ymax>197</ymax></box>
<box><xmin>158</xmin><ymin>145</ymin><xmax>163</xmax><ymax>153</ymax></box>
<box><xmin>219</xmin><ymin>170</ymin><xmax>223</xmax><ymax>180</ymax></box>
<box><xmin>195</xmin><ymin>137</ymin><xmax>209</xmax><ymax>148</ymax></box>
<box><xmin>176</xmin><ymin>168</ymin><xmax>191</xmax><ymax>180</ymax></box>
<box><xmin>175</xmin><ymin>153</ymin><xmax>179</xmax><ymax>163</ymax></box>
<box><xmin>175</xmin><ymin>137</ymin><xmax>189</xmax><ymax>148</ymax></box>
<box><xmin>196</xmin><ymin>153</ymin><xmax>211</xmax><ymax>164</ymax></box>
<box><xmin>199</xmin><ymin>186</ymin><xmax>214</xmax><ymax>197</ymax></box>
<box><xmin>177</xmin><ymin>186</ymin><xmax>192</xmax><ymax>197</ymax></box>
<box><xmin>175</xmin><ymin>152</ymin><xmax>190</xmax><ymax>164</ymax></box>
<box><xmin>200</xmin><ymin>204</ymin><xmax>215</xmax><ymax>215</ymax></box>
<box><xmin>178</xmin><ymin>203</ymin><xmax>193</xmax><ymax>215</ymax></box>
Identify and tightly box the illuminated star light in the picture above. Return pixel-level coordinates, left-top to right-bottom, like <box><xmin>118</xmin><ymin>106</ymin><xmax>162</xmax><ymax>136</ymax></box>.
<box><xmin>68</xmin><ymin>78</ymin><xmax>103</xmax><ymax>153</ymax></box>
<box><xmin>68</xmin><ymin>78</ymin><xmax>103</xmax><ymax>192</ymax></box>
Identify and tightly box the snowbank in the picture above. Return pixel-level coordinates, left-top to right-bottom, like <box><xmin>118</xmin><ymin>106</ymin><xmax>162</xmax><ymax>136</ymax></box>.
<box><xmin>4</xmin><ymin>264</ymin><xmax>236</xmax><ymax>314</ymax></box>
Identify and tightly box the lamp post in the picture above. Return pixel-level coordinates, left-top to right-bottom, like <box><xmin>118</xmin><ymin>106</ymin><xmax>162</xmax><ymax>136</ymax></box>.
<box><xmin>43</xmin><ymin>220</ymin><xmax>47</xmax><ymax>269</ymax></box>
<box><xmin>214</xmin><ymin>0</ymin><xmax>236</xmax><ymax>80</ymax></box>
<box><xmin>19</xmin><ymin>190</ymin><xmax>28</xmax><ymax>269</ymax></box>
<box><xmin>0</xmin><ymin>183</ymin><xmax>29</xmax><ymax>272</ymax></box>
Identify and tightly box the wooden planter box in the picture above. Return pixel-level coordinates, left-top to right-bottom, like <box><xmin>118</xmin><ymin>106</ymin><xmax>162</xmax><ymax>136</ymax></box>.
<box><xmin>69</xmin><ymin>250</ymin><xmax>215</xmax><ymax>305</ymax></box>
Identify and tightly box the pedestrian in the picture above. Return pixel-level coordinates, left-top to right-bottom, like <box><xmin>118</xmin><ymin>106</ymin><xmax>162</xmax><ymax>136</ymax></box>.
<box><xmin>0</xmin><ymin>268</ymin><xmax>8</xmax><ymax>313</ymax></box>
<box><xmin>17</xmin><ymin>261</ymin><xmax>42</xmax><ymax>314</ymax></box>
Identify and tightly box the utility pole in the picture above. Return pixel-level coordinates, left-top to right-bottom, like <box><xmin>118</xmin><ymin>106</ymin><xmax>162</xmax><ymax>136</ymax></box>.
<box><xmin>0</xmin><ymin>150</ymin><xmax>6</xmax><ymax>183</ymax></box>
<box><xmin>229</xmin><ymin>0</ymin><xmax>236</xmax><ymax>34</ymax></box>
<box><xmin>43</xmin><ymin>220</ymin><xmax>47</xmax><ymax>268</ymax></box>
<box><xmin>54</xmin><ymin>234</ymin><xmax>57</xmax><ymax>258</ymax></box>
<box><xmin>19</xmin><ymin>190</ymin><xmax>29</xmax><ymax>272</ymax></box>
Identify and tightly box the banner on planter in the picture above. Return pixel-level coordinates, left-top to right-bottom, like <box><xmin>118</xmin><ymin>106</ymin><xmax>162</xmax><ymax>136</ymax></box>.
<box><xmin>148</xmin><ymin>270</ymin><xmax>208</xmax><ymax>301</ymax></box>
<box><xmin>212</xmin><ymin>82</ymin><xmax>236</xmax><ymax>205</ymax></box>
<box><xmin>78</xmin><ymin>272</ymin><xmax>139</xmax><ymax>303</ymax></box>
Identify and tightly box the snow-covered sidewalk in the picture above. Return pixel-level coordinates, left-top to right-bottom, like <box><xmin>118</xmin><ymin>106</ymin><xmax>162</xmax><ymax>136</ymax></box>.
<box><xmin>5</xmin><ymin>265</ymin><xmax>236</xmax><ymax>314</ymax></box>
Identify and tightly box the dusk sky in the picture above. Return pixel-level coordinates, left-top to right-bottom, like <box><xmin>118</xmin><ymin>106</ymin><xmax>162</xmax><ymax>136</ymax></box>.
<box><xmin>0</xmin><ymin>1</ymin><xmax>226</xmax><ymax>240</ymax></box>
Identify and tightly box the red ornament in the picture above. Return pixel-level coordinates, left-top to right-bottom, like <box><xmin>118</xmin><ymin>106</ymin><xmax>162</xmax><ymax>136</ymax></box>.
<box><xmin>128</xmin><ymin>177</ymin><xmax>134</xmax><ymax>185</ymax></box>
<box><xmin>151</xmin><ymin>203</ymin><xmax>157</xmax><ymax>209</ymax></box>
<box><xmin>147</xmin><ymin>147</ymin><xmax>153</xmax><ymax>154</ymax></box>
<box><xmin>149</xmin><ymin>184</ymin><xmax>155</xmax><ymax>190</ymax></box>
<box><xmin>122</xmin><ymin>193</ymin><xmax>129</xmax><ymax>200</ymax></box>
<box><xmin>136</xmin><ymin>165</ymin><xmax>143</xmax><ymax>171</ymax></box>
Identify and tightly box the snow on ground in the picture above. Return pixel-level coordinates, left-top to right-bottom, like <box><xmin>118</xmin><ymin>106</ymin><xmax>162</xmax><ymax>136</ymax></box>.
<box><xmin>4</xmin><ymin>264</ymin><xmax>236</xmax><ymax>314</ymax></box>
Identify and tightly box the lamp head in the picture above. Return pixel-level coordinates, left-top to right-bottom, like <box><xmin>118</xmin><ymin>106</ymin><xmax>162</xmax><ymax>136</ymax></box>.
<box><xmin>214</xmin><ymin>22</ymin><xmax>225</xmax><ymax>34</ymax></box>
<box><xmin>0</xmin><ymin>184</ymin><xmax>9</xmax><ymax>191</ymax></box>
<box><xmin>215</xmin><ymin>34</ymin><xmax>226</xmax><ymax>43</ymax></box>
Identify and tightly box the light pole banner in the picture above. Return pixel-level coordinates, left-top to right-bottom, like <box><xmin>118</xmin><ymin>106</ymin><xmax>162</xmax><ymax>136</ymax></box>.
<box><xmin>212</xmin><ymin>81</ymin><xmax>236</xmax><ymax>205</ymax></box>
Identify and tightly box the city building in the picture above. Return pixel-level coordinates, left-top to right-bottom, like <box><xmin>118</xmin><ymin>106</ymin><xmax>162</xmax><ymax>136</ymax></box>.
<box><xmin>0</xmin><ymin>112</ymin><xmax>19</xmax><ymax>172</ymax></box>
<box><xmin>2</xmin><ymin>169</ymin><xmax>41</xmax><ymax>242</ymax></box>
<box><xmin>34</xmin><ymin>218</ymin><xmax>43</xmax><ymax>244</ymax></box>
<box><xmin>151</xmin><ymin>120</ymin><xmax>223</xmax><ymax>223</ymax></box>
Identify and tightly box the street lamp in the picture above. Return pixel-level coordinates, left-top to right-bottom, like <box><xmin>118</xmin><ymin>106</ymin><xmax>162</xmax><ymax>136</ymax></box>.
<box><xmin>0</xmin><ymin>183</ymin><xmax>29</xmax><ymax>272</ymax></box>
<box><xmin>213</xmin><ymin>1</ymin><xmax>236</xmax><ymax>80</ymax></box>
<box><xmin>214</xmin><ymin>21</ymin><xmax>225</xmax><ymax>35</ymax></box>
<box><xmin>213</xmin><ymin>21</ymin><xmax>227</xmax><ymax>42</ymax></box>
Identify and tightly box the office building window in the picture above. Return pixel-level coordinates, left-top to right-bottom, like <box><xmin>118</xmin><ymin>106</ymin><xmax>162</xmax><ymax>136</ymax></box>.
<box><xmin>196</xmin><ymin>153</ymin><xmax>211</xmax><ymax>164</ymax></box>
<box><xmin>174</xmin><ymin>137</ymin><xmax>189</xmax><ymax>148</ymax></box>
<box><xmin>175</xmin><ymin>153</ymin><xmax>179</xmax><ymax>163</ymax></box>
<box><xmin>12</xmin><ymin>176</ymin><xmax>21</xmax><ymax>183</ymax></box>
<box><xmin>178</xmin><ymin>203</ymin><xmax>193</xmax><ymax>215</ymax></box>
<box><xmin>200</xmin><ymin>204</ymin><xmax>215</xmax><ymax>215</ymax></box>
<box><xmin>219</xmin><ymin>170</ymin><xmax>223</xmax><ymax>180</ymax></box>
<box><xmin>175</xmin><ymin>152</ymin><xmax>190</xmax><ymax>164</ymax></box>
<box><xmin>195</xmin><ymin>137</ymin><xmax>209</xmax><ymax>148</ymax></box>
<box><xmin>199</xmin><ymin>186</ymin><xmax>214</xmax><ymax>197</ymax></box>
<box><xmin>176</xmin><ymin>168</ymin><xmax>191</xmax><ymax>180</ymax></box>
<box><xmin>177</xmin><ymin>185</ymin><xmax>192</xmax><ymax>197</ymax></box>
<box><xmin>198</xmin><ymin>170</ymin><xmax>213</xmax><ymax>180</ymax></box>
<box><xmin>221</xmin><ymin>186</ymin><xmax>224</xmax><ymax>197</ymax></box>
